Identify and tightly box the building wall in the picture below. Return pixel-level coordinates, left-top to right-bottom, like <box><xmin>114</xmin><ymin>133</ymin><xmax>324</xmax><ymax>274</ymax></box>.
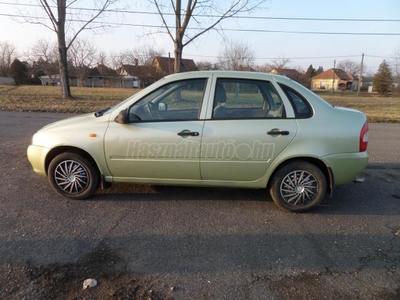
<box><xmin>0</xmin><ymin>77</ymin><xmax>15</xmax><ymax>85</ymax></box>
<box><xmin>311</xmin><ymin>79</ymin><xmax>339</xmax><ymax>91</ymax></box>
<box><xmin>40</xmin><ymin>76</ymin><xmax>139</xmax><ymax>88</ymax></box>
<box><xmin>83</xmin><ymin>77</ymin><xmax>139</xmax><ymax>88</ymax></box>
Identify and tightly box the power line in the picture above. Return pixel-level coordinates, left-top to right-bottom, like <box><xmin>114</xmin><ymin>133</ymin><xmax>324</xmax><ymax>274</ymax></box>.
<box><xmin>185</xmin><ymin>53</ymin><xmax>363</xmax><ymax>60</ymax></box>
<box><xmin>1</xmin><ymin>13</ymin><xmax>399</xmax><ymax>36</ymax></box>
<box><xmin>1</xmin><ymin>1</ymin><xmax>400</xmax><ymax>22</ymax></box>
<box><xmin>365</xmin><ymin>54</ymin><xmax>396</xmax><ymax>59</ymax></box>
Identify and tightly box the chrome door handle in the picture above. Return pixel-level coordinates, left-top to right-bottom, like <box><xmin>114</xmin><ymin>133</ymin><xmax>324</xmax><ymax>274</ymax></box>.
<box><xmin>267</xmin><ymin>129</ymin><xmax>289</xmax><ymax>136</ymax></box>
<box><xmin>177</xmin><ymin>130</ymin><xmax>199</xmax><ymax>137</ymax></box>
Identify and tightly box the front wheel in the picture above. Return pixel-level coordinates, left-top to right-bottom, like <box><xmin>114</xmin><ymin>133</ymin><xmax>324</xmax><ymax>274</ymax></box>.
<box><xmin>48</xmin><ymin>152</ymin><xmax>99</xmax><ymax>200</ymax></box>
<box><xmin>269</xmin><ymin>161</ymin><xmax>327</xmax><ymax>212</ymax></box>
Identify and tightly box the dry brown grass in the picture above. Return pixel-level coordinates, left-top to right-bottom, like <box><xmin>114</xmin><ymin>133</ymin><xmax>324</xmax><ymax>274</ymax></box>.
<box><xmin>318</xmin><ymin>92</ymin><xmax>400</xmax><ymax>123</ymax></box>
<box><xmin>0</xmin><ymin>85</ymin><xmax>399</xmax><ymax>122</ymax></box>
<box><xmin>0</xmin><ymin>85</ymin><xmax>135</xmax><ymax>113</ymax></box>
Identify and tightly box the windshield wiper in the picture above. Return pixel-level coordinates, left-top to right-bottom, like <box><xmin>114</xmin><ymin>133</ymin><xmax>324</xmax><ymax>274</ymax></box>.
<box><xmin>94</xmin><ymin>107</ymin><xmax>110</xmax><ymax>117</ymax></box>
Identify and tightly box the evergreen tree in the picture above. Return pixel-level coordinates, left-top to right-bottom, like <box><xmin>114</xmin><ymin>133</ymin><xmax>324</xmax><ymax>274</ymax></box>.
<box><xmin>9</xmin><ymin>59</ymin><xmax>28</xmax><ymax>85</ymax></box>
<box><xmin>305</xmin><ymin>64</ymin><xmax>314</xmax><ymax>77</ymax></box>
<box><xmin>315</xmin><ymin>66</ymin><xmax>324</xmax><ymax>75</ymax></box>
<box><xmin>303</xmin><ymin>65</ymin><xmax>324</xmax><ymax>89</ymax></box>
<box><xmin>373</xmin><ymin>60</ymin><xmax>393</xmax><ymax>95</ymax></box>
<box><xmin>303</xmin><ymin>64</ymin><xmax>315</xmax><ymax>88</ymax></box>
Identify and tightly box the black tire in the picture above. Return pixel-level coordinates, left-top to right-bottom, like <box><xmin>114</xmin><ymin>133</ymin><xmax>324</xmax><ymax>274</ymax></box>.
<box><xmin>48</xmin><ymin>152</ymin><xmax>99</xmax><ymax>200</ymax></box>
<box><xmin>269</xmin><ymin>161</ymin><xmax>327</xmax><ymax>212</ymax></box>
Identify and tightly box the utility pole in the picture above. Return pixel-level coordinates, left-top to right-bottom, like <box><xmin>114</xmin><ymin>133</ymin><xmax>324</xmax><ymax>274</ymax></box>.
<box><xmin>168</xmin><ymin>52</ymin><xmax>171</xmax><ymax>75</ymax></box>
<box><xmin>357</xmin><ymin>53</ymin><xmax>364</xmax><ymax>96</ymax></box>
<box><xmin>332</xmin><ymin>59</ymin><xmax>336</xmax><ymax>93</ymax></box>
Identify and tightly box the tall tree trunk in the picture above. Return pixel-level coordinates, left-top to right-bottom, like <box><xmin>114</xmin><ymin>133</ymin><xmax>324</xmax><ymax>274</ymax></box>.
<box><xmin>58</xmin><ymin>45</ymin><xmax>71</xmax><ymax>98</ymax></box>
<box><xmin>174</xmin><ymin>0</ymin><xmax>182</xmax><ymax>73</ymax></box>
<box><xmin>174</xmin><ymin>40</ymin><xmax>183</xmax><ymax>73</ymax></box>
<box><xmin>57</xmin><ymin>0</ymin><xmax>71</xmax><ymax>99</ymax></box>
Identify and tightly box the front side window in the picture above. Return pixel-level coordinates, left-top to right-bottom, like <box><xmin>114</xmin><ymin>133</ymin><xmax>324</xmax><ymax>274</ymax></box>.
<box><xmin>128</xmin><ymin>78</ymin><xmax>207</xmax><ymax>122</ymax></box>
<box><xmin>212</xmin><ymin>78</ymin><xmax>284</xmax><ymax>119</ymax></box>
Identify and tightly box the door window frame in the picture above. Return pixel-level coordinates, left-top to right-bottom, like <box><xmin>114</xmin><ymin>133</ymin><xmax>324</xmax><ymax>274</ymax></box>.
<box><xmin>209</xmin><ymin>77</ymin><xmax>287</xmax><ymax>120</ymax></box>
<box><xmin>127</xmin><ymin>78</ymin><xmax>209</xmax><ymax>123</ymax></box>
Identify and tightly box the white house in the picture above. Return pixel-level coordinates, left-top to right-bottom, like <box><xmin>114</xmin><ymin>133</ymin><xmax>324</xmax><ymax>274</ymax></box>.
<box><xmin>0</xmin><ymin>77</ymin><xmax>15</xmax><ymax>85</ymax></box>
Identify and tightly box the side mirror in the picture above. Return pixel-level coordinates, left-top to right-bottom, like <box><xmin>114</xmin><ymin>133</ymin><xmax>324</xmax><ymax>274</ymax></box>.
<box><xmin>114</xmin><ymin>109</ymin><xmax>128</xmax><ymax>124</ymax></box>
<box><xmin>158</xmin><ymin>102</ymin><xmax>167</xmax><ymax>111</ymax></box>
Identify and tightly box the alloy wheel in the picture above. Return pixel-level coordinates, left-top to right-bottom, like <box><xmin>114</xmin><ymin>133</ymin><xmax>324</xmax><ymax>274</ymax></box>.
<box><xmin>53</xmin><ymin>160</ymin><xmax>89</xmax><ymax>195</ymax></box>
<box><xmin>279</xmin><ymin>170</ymin><xmax>318</xmax><ymax>206</ymax></box>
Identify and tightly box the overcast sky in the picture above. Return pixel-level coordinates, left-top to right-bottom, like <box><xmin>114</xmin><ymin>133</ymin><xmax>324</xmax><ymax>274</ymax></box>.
<box><xmin>0</xmin><ymin>0</ymin><xmax>399</xmax><ymax>74</ymax></box>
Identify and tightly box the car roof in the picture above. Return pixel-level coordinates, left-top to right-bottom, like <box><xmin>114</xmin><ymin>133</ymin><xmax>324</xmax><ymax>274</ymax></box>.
<box><xmin>163</xmin><ymin>70</ymin><xmax>292</xmax><ymax>83</ymax></box>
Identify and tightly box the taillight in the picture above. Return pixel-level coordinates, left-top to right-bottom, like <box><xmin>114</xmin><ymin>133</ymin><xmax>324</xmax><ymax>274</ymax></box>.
<box><xmin>359</xmin><ymin>121</ymin><xmax>369</xmax><ymax>152</ymax></box>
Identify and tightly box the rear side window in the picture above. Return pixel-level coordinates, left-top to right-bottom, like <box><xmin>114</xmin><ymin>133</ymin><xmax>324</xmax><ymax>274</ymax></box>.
<box><xmin>212</xmin><ymin>78</ymin><xmax>285</xmax><ymax>119</ymax></box>
<box><xmin>279</xmin><ymin>84</ymin><xmax>313</xmax><ymax>119</ymax></box>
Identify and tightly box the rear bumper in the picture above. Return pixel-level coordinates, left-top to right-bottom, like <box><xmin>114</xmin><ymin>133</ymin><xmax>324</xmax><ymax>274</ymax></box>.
<box><xmin>322</xmin><ymin>152</ymin><xmax>368</xmax><ymax>185</ymax></box>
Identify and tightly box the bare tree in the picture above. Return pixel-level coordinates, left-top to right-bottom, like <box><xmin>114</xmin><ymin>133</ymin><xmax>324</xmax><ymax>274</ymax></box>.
<box><xmin>28</xmin><ymin>39</ymin><xmax>59</xmax><ymax>85</ymax></box>
<box><xmin>392</xmin><ymin>45</ymin><xmax>400</xmax><ymax>78</ymax></box>
<box><xmin>0</xmin><ymin>41</ymin><xmax>17</xmax><ymax>76</ymax></box>
<box><xmin>134</xmin><ymin>46</ymin><xmax>164</xmax><ymax>66</ymax></box>
<box><xmin>20</xmin><ymin>0</ymin><xmax>123</xmax><ymax>98</ymax></box>
<box><xmin>149</xmin><ymin>0</ymin><xmax>265</xmax><ymax>73</ymax></box>
<box><xmin>196</xmin><ymin>60</ymin><xmax>220</xmax><ymax>70</ymax></box>
<box><xmin>218</xmin><ymin>39</ymin><xmax>255</xmax><ymax>70</ymax></box>
<box><xmin>337</xmin><ymin>59</ymin><xmax>362</xmax><ymax>77</ymax></box>
<box><xmin>109</xmin><ymin>51</ymin><xmax>124</xmax><ymax>71</ymax></box>
<box><xmin>271</xmin><ymin>54</ymin><xmax>291</xmax><ymax>69</ymax></box>
<box><xmin>97</xmin><ymin>51</ymin><xmax>109</xmax><ymax>66</ymax></box>
<box><xmin>112</xmin><ymin>46</ymin><xmax>164</xmax><ymax>67</ymax></box>
<box><xmin>69</xmin><ymin>38</ymin><xmax>97</xmax><ymax>87</ymax></box>
<box><xmin>119</xmin><ymin>50</ymin><xmax>137</xmax><ymax>66</ymax></box>
<box><xmin>256</xmin><ymin>62</ymin><xmax>273</xmax><ymax>73</ymax></box>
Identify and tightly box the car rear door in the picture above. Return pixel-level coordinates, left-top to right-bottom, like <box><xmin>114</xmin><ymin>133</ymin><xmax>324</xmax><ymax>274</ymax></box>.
<box><xmin>200</xmin><ymin>77</ymin><xmax>298</xmax><ymax>181</ymax></box>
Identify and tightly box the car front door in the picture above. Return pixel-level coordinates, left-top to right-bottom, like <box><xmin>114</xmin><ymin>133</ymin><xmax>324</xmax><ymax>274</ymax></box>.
<box><xmin>200</xmin><ymin>78</ymin><xmax>298</xmax><ymax>181</ymax></box>
<box><xmin>104</xmin><ymin>78</ymin><xmax>208</xmax><ymax>180</ymax></box>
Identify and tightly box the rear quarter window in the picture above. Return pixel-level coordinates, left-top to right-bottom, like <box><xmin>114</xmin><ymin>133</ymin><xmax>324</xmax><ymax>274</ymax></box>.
<box><xmin>279</xmin><ymin>83</ymin><xmax>313</xmax><ymax>119</ymax></box>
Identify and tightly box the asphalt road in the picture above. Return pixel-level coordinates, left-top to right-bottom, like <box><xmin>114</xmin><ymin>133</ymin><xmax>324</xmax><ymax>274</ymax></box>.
<box><xmin>1</xmin><ymin>111</ymin><xmax>400</xmax><ymax>299</ymax></box>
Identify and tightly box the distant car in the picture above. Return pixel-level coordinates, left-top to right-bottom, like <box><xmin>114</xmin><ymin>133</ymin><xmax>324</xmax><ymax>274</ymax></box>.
<box><xmin>27</xmin><ymin>71</ymin><xmax>369</xmax><ymax>212</ymax></box>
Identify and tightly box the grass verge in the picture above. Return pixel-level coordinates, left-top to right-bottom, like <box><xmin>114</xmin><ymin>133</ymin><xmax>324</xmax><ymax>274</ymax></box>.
<box><xmin>0</xmin><ymin>85</ymin><xmax>134</xmax><ymax>113</ymax></box>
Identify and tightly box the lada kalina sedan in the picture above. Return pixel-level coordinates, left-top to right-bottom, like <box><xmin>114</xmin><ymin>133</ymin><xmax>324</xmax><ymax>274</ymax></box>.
<box><xmin>27</xmin><ymin>71</ymin><xmax>369</xmax><ymax>212</ymax></box>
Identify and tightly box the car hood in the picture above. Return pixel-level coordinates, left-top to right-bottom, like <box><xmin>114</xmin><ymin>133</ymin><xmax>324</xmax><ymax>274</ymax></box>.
<box><xmin>38</xmin><ymin>113</ymin><xmax>99</xmax><ymax>132</ymax></box>
<box><xmin>31</xmin><ymin>112</ymin><xmax>111</xmax><ymax>150</ymax></box>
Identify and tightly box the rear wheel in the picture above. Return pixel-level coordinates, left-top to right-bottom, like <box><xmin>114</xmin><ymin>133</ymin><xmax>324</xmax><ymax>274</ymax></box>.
<box><xmin>269</xmin><ymin>161</ymin><xmax>327</xmax><ymax>212</ymax></box>
<box><xmin>48</xmin><ymin>152</ymin><xmax>99</xmax><ymax>200</ymax></box>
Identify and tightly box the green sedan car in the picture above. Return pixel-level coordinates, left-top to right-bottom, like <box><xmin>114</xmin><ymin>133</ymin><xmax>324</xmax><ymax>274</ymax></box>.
<box><xmin>27</xmin><ymin>71</ymin><xmax>369</xmax><ymax>212</ymax></box>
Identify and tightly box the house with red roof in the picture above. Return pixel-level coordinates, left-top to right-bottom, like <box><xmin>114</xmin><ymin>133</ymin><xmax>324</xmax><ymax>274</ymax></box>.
<box><xmin>152</xmin><ymin>56</ymin><xmax>197</xmax><ymax>78</ymax></box>
<box><xmin>270</xmin><ymin>68</ymin><xmax>303</xmax><ymax>84</ymax></box>
<box><xmin>311</xmin><ymin>68</ymin><xmax>353</xmax><ymax>91</ymax></box>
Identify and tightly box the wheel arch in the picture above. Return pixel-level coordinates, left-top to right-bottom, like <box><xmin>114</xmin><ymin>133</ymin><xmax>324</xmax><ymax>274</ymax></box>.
<box><xmin>267</xmin><ymin>157</ymin><xmax>333</xmax><ymax>194</ymax></box>
<box><xmin>45</xmin><ymin>146</ymin><xmax>101</xmax><ymax>178</ymax></box>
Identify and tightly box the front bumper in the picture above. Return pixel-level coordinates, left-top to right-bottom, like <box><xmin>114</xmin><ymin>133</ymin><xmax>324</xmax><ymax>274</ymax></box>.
<box><xmin>27</xmin><ymin>145</ymin><xmax>50</xmax><ymax>176</ymax></box>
